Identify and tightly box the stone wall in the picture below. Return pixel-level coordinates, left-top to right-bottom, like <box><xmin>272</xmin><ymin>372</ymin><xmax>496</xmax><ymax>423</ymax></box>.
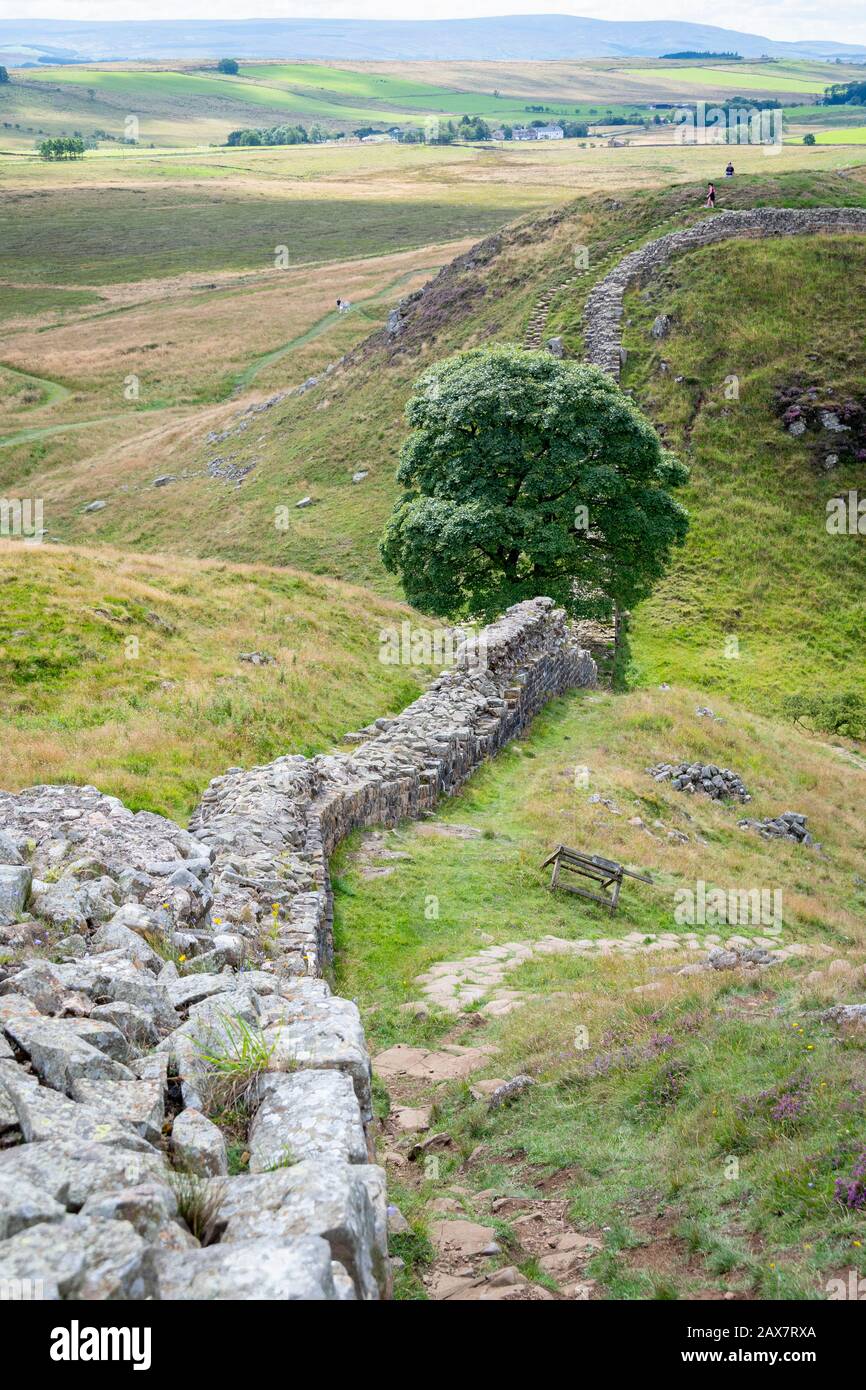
<box><xmin>583</xmin><ymin>207</ymin><xmax>866</xmax><ymax>379</ymax></box>
<box><xmin>0</xmin><ymin>597</ymin><xmax>595</xmax><ymax>1300</ymax></box>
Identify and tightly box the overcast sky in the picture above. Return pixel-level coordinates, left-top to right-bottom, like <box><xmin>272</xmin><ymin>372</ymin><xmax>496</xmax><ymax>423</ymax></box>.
<box><xmin>3</xmin><ymin>2</ymin><xmax>865</xmax><ymax>46</ymax></box>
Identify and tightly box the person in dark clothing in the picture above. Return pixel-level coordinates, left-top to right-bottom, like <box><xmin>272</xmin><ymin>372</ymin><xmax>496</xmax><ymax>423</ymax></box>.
<box><xmin>725</xmin><ymin>161</ymin><xmax>735</xmax><ymax>177</ymax></box>
<box><xmin>705</xmin><ymin>182</ymin><xmax>717</xmax><ymax>208</ymax></box>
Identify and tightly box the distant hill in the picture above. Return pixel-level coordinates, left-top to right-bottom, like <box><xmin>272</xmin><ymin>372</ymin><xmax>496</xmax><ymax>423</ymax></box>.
<box><xmin>1</xmin><ymin>15</ymin><xmax>865</xmax><ymax>65</ymax></box>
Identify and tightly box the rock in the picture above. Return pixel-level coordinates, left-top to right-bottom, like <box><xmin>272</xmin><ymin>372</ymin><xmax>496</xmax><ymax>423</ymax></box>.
<box><xmin>29</xmin><ymin>876</ymin><xmax>87</xmax><ymax>931</ymax></box>
<box><xmin>387</xmin><ymin>1204</ymin><xmax>411</xmax><ymax>1235</ymax></box>
<box><xmin>373</xmin><ymin>1043</ymin><xmax>496</xmax><ymax>1084</ymax></box>
<box><xmin>487</xmin><ymin>1074</ymin><xmax>534</xmax><ymax>1110</ymax></box>
<box><xmin>81</xmin><ymin>1183</ymin><xmax>192</xmax><ymax>1251</ymax></box>
<box><xmin>486</xmin><ymin>1264</ymin><xmax>528</xmax><ymax>1287</ymax></box>
<box><xmin>152</xmin><ymin>475</ymin><xmax>176</xmax><ymax>487</ymax></box>
<box><xmin>1</xmin><ymin>960</ymin><xmax>66</xmax><ymax>1013</ymax></box>
<box><xmin>351</xmin><ymin>471</ymin><xmax>368</xmax><ymax>483</ymax></box>
<box><xmin>390</xmin><ymin>1104</ymin><xmax>431</xmax><ymax>1134</ymax></box>
<box><xmin>214</xmin><ymin>1160</ymin><xmax>388</xmax><ymax>1300</ymax></box>
<box><xmin>248</xmin><ymin>1069</ymin><xmax>367</xmax><ymax>1171</ymax></box>
<box><xmin>71</xmin><ymin>1077</ymin><xmax>165</xmax><ymax>1145</ymax></box>
<box><xmin>545</xmin><ymin>336</ymin><xmax>564</xmax><ymax>358</ymax></box>
<box><xmin>170</xmin><ymin>1108</ymin><xmax>228</xmax><ymax>1178</ymax></box>
<box><xmin>0</xmin><ymin>1175</ymin><xmax>66</xmax><ymax>1241</ymax></box>
<box><xmin>0</xmin><ymin>865</ymin><xmax>31</xmax><ymax>922</ymax></box>
<box><xmin>89</xmin><ymin>1001</ymin><xmax>159</xmax><ymax>1049</ymax></box>
<box><xmin>0</xmin><ymin>1069</ymin><xmax>152</xmax><ymax>1150</ymax></box>
<box><xmin>651</xmin><ymin>314</ymin><xmax>671</xmax><ymax>339</ymax></box>
<box><xmin>0</xmin><ymin>832</ymin><xmax>24</xmax><ymax>866</ymax></box>
<box><xmin>648</xmin><ymin>761</ymin><xmax>750</xmax><ymax>802</ymax></box>
<box><xmin>0</xmin><ymin>1134</ymin><xmax>168</xmax><ymax>1212</ymax></box>
<box><xmin>82</xmin><ymin>500</ymin><xmax>106</xmax><ymax>514</ymax></box>
<box><xmin>237</xmin><ymin>652</ymin><xmax>275</xmax><ymax>666</ymax></box>
<box><xmin>157</xmin><ymin>1235</ymin><xmax>337</xmax><ymax>1300</ymax></box>
<box><xmin>264</xmin><ymin>994</ymin><xmax>372</xmax><ymax>1120</ymax></box>
<box><xmin>3</xmin><ymin>1014</ymin><xmax>135</xmax><ymax>1093</ymax></box>
<box><xmin>0</xmin><ymin>1214</ymin><xmax>157</xmax><ymax>1299</ymax></box>
<box><xmin>295</xmin><ymin>497</ymin><xmax>314</xmax><ymax>508</ymax></box>
<box><xmin>429</xmin><ymin>1219</ymin><xmax>501</xmax><ymax>1259</ymax></box>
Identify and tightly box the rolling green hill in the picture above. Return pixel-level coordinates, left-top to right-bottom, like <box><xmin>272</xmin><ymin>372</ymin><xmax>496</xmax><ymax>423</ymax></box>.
<box><xmin>34</xmin><ymin>168</ymin><xmax>866</xmax><ymax>721</ymax></box>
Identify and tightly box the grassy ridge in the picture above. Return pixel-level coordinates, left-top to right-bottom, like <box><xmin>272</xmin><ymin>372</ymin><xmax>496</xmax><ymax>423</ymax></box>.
<box><xmin>0</xmin><ymin>543</ymin><xmax>424</xmax><ymax>819</ymax></box>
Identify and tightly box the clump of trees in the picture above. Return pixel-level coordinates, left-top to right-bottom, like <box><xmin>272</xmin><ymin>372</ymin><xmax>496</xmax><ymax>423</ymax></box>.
<box><xmin>227</xmin><ymin>123</ymin><xmax>325</xmax><ymax>146</ymax></box>
<box><xmin>38</xmin><ymin>136</ymin><xmax>85</xmax><ymax>160</ymax></box>
<box><xmin>217</xmin><ymin>58</ymin><xmax>239</xmax><ymax>75</ymax></box>
<box><xmin>0</xmin><ymin>66</ymin><xmax>9</xmax><ymax>84</ymax></box>
<box><xmin>783</xmin><ymin>691</ymin><xmax>866</xmax><ymax>739</ymax></box>
<box><xmin>822</xmin><ymin>80</ymin><xmax>866</xmax><ymax>106</ymax></box>
<box><xmin>660</xmin><ymin>50</ymin><xmax>742</xmax><ymax>60</ymax></box>
<box><xmin>380</xmin><ymin>346</ymin><xmax>689</xmax><ymax>624</ymax></box>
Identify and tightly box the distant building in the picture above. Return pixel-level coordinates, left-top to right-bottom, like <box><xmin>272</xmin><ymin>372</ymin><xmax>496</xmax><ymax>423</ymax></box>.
<box><xmin>361</xmin><ymin>132</ymin><xmax>397</xmax><ymax>143</ymax></box>
<box><xmin>491</xmin><ymin>128</ymin><xmax>506</xmax><ymax>141</ymax></box>
<box><xmin>511</xmin><ymin>124</ymin><xmax>564</xmax><ymax>141</ymax></box>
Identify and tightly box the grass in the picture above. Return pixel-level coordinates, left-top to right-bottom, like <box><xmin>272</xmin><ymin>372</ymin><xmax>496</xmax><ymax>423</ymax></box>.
<box><xmin>614</xmin><ymin>234</ymin><xmax>866</xmax><ymax>713</ymax></box>
<box><xmin>0</xmin><ymin>542</ymin><xmax>425</xmax><ymax>820</ymax></box>
<box><xmin>621</xmin><ymin>66</ymin><xmax>827</xmax><ymax>96</ymax></box>
<box><xmin>816</xmin><ymin>127</ymin><xmax>866</xmax><ymax>145</ymax></box>
<box><xmin>333</xmin><ymin>686</ymin><xmax>866</xmax><ymax>1298</ymax></box>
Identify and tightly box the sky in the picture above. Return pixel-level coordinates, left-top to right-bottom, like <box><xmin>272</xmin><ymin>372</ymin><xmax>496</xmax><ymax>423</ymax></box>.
<box><xmin>2</xmin><ymin>2</ymin><xmax>865</xmax><ymax>46</ymax></box>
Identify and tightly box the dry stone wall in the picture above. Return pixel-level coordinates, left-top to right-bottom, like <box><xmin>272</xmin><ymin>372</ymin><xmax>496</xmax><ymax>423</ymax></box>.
<box><xmin>0</xmin><ymin>597</ymin><xmax>595</xmax><ymax>1300</ymax></box>
<box><xmin>583</xmin><ymin>207</ymin><xmax>866</xmax><ymax>380</ymax></box>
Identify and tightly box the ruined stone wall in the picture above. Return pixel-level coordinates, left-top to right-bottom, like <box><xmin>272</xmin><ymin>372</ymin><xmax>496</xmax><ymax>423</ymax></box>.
<box><xmin>583</xmin><ymin>207</ymin><xmax>866</xmax><ymax>380</ymax></box>
<box><xmin>0</xmin><ymin>597</ymin><xmax>595</xmax><ymax>1300</ymax></box>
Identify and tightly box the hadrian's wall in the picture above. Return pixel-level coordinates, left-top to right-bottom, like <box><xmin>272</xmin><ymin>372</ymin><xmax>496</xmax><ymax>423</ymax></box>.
<box><xmin>0</xmin><ymin>597</ymin><xmax>596</xmax><ymax>1300</ymax></box>
<box><xmin>583</xmin><ymin>207</ymin><xmax>866</xmax><ymax>380</ymax></box>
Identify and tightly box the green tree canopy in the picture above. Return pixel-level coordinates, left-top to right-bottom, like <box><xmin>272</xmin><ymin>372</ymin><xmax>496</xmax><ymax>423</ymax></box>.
<box><xmin>217</xmin><ymin>58</ymin><xmax>239</xmax><ymax>74</ymax></box>
<box><xmin>380</xmin><ymin>346</ymin><xmax>689</xmax><ymax>623</ymax></box>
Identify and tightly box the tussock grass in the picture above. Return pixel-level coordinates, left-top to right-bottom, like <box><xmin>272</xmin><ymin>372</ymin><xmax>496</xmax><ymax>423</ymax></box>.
<box><xmin>0</xmin><ymin>541</ymin><xmax>424</xmax><ymax>818</ymax></box>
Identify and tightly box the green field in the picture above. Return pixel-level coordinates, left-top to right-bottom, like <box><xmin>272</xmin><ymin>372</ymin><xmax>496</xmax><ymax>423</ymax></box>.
<box><xmin>816</xmin><ymin>125</ymin><xmax>866</xmax><ymax>143</ymax></box>
<box><xmin>0</xmin><ymin>185</ymin><xmax>524</xmax><ymax>285</ymax></box>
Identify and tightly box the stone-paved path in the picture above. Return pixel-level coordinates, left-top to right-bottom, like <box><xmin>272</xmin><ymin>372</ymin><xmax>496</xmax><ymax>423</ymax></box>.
<box><xmin>410</xmin><ymin>934</ymin><xmax>839</xmax><ymax>1017</ymax></box>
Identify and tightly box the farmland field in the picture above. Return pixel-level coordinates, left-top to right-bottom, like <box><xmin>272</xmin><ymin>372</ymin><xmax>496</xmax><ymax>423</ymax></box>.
<box><xmin>816</xmin><ymin>126</ymin><xmax>866</xmax><ymax>143</ymax></box>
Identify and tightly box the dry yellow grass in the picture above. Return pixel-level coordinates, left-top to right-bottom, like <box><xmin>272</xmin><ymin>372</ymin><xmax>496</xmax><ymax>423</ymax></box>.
<box><xmin>0</xmin><ymin>541</ymin><xmax>427</xmax><ymax>819</ymax></box>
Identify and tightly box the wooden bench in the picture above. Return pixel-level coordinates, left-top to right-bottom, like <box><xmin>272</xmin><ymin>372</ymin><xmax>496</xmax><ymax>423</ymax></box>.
<box><xmin>541</xmin><ymin>844</ymin><xmax>652</xmax><ymax>915</ymax></box>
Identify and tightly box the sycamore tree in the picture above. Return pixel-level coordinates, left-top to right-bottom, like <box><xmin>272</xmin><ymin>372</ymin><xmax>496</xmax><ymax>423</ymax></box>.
<box><xmin>380</xmin><ymin>346</ymin><xmax>689</xmax><ymax>624</ymax></box>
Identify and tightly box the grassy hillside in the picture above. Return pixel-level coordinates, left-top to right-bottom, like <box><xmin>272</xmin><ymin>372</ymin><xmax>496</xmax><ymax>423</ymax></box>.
<box><xmin>614</xmin><ymin>234</ymin><xmax>866</xmax><ymax>711</ymax></box>
<box><xmin>5</xmin><ymin>58</ymin><xmax>864</xmax><ymax>149</ymax></box>
<box><xmin>0</xmin><ymin>542</ymin><xmax>424</xmax><ymax>820</ymax></box>
<box><xmin>32</xmin><ymin>168</ymin><xmax>866</xmax><ymax>691</ymax></box>
<box><xmin>333</xmin><ymin>684</ymin><xmax>866</xmax><ymax>1300</ymax></box>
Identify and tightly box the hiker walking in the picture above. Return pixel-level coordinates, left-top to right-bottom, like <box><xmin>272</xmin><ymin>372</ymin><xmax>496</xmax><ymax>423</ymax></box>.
<box><xmin>705</xmin><ymin>181</ymin><xmax>717</xmax><ymax>208</ymax></box>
